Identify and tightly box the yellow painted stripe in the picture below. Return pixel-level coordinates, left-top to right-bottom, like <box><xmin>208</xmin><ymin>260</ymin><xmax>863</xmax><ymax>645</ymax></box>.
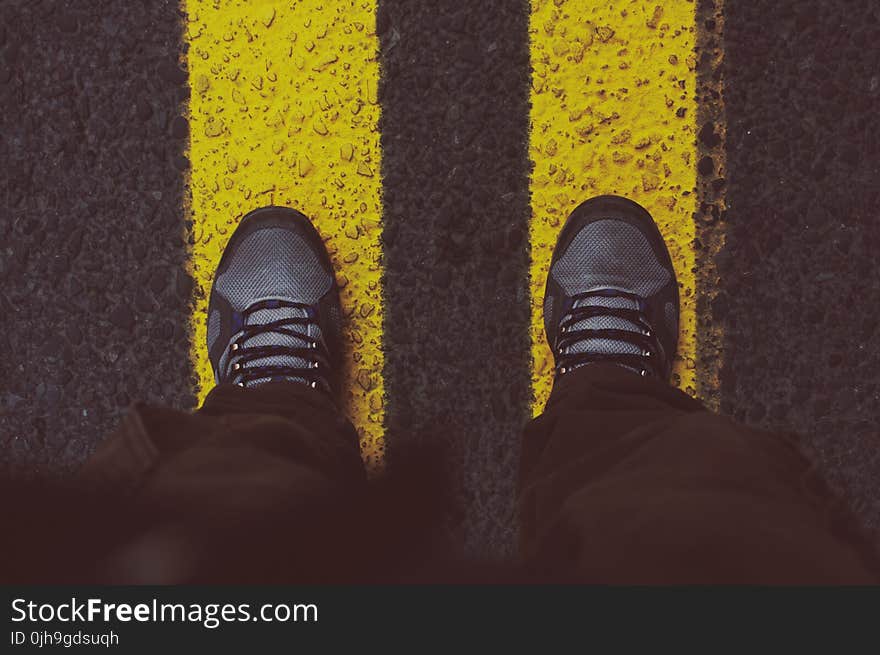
<box><xmin>529</xmin><ymin>0</ymin><xmax>700</xmax><ymax>413</ymax></box>
<box><xmin>185</xmin><ymin>0</ymin><xmax>384</xmax><ymax>467</ymax></box>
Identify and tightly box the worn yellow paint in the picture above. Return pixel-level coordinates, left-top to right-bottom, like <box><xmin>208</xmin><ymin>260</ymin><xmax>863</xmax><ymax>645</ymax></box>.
<box><xmin>529</xmin><ymin>0</ymin><xmax>699</xmax><ymax>413</ymax></box>
<box><xmin>185</xmin><ymin>0</ymin><xmax>384</xmax><ymax>467</ymax></box>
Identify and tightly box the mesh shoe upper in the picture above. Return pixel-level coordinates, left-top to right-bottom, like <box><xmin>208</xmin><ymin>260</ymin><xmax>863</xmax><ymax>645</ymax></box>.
<box><xmin>544</xmin><ymin>195</ymin><xmax>679</xmax><ymax>379</ymax></box>
<box><xmin>207</xmin><ymin>206</ymin><xmax>343</xmax><ymax>393</ymax></box>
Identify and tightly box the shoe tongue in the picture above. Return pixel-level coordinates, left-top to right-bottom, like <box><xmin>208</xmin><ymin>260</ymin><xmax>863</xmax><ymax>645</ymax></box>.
<box><xmin>565</xmin><ymin>294</ymin><xmax>643</xmax><ymax>359</ymax></box>
<box><xmin>241</xmin><ymin>305</ymin><xmax>320</xmax><ymax>387</ymax></box>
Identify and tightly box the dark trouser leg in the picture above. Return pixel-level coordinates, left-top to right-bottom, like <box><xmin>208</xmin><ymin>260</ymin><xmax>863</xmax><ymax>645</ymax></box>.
<box><xmin>518</xmin><ymin>364</ymin><xmax>880</xmax><ymax>583</ymax></box>
<box><xmin>4</xmin><ymin>382</ymin><xmax>372</xmax><ymax>583</ymax></box>
<box><xmin>78</xmin><ymin>381</ymin><xmax>368</xmax><ymax>582</ymax></box>
<box><xmin>83</xmin><ymin>380</ymin><xmax>366</xmax><ymax>512</ymax></box>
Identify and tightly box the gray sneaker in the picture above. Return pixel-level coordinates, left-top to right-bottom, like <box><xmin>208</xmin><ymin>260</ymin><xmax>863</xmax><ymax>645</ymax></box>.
<box><xmin>543</xmin><ymin>195</ymin><xmax>679</xmax><ymax>380</ymax></box>
<box><xmin>206</xmin><ymin>206</ymin><xmax>343</xmax><ymax>394</ymax></box>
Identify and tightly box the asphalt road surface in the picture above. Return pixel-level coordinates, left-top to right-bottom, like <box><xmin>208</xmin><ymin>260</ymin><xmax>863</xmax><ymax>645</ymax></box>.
<box><xmin>1</xmin><ymin>0</ymin><xmax>879</xmax><ymax>559</ymax></box>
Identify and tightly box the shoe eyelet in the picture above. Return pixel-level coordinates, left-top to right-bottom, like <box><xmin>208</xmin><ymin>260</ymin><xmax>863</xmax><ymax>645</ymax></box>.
<box><xmin>643</xmin><ymin>350</ymin><xmax>652</xmax><ymax>358</ymax></box>
<box><xmin>236</xmin><ymin>381</ymin><xmax>245</xmax><ymax>387</ymax></box>
<box><xmin>310</xmin><ymin>381</ymin><xmax>318</xmax><ymax>389</ymax></box>
<box><xmin>640</xmin><ymin>369</ymin><xmax>648</xmax><ymax>377</ymax></box>
<box><xmin>230</xmin><ymin>342</ymin><xmax>239</xmax><ymax>352</ymax></box>
<box><xmin>232</xmin><ymin>362</ymin><xmax>241</xmax><ymax>371</ymax></box>
<box><xmin>560</xmin><ymin>366</ymin><xmax>567</xmax><ymax>374</ymax></box>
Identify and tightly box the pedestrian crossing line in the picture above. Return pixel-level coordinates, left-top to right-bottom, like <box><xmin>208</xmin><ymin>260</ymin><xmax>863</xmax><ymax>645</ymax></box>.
<box><xmin>185</xmin><ymin>0</ymin><xmax>385</xmax><ymax>467</ymax></box>
<box><xmin>529</xmin><ymin>0</ymin><xmax>701</xmax><ymax>414</ymax></box>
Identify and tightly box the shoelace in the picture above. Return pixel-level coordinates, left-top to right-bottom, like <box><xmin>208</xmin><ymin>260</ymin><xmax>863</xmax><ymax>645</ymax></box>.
<box><xmin>555</xmin><ymin>289</ymin><xmax>663</xmax><ymax>378</ymax></box>
<box><xmin>224</xmin><ymin>299</ymin><xmax>331</xmax><ymax>391</ymax></box>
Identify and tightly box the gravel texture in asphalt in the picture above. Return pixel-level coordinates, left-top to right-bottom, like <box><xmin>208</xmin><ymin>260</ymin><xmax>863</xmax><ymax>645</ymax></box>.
<box><xmin>720</xmin><ymin>0</ymin><xmax>880</xmax><ymax>534</ymax></box>
<box><xmin>2</xmin><ymin>0</ymin><xmax>879</xmax><ymax>558</ymax></box>
<box><xmin>0</xmin><ymin>0</ymin><xmax>194</xmax><ymax>476</ymax></box>
<box><xmin>378</xmin><ymin>0</ymin><xmax>533</xmax><ymax>557</ymax></box>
